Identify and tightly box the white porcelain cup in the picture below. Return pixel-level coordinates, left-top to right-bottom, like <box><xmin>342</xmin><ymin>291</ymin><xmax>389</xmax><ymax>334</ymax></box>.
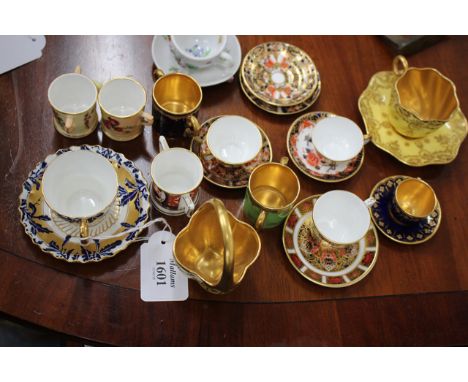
<box><xmin>150</xmin><ymin>136</ymin><xmax>203</xmax><ymax>217</ymax></box>
<box><xmin>42</xmin><ymin>150</ymin><xmax>118</xmax><ymax>238</ymax></box>
<box><xmin>98</xmin><ymin>77</ymin><xmax>154</xmax><ymax>141</ymax></box>
<box><xmin>312</xmin><ymin>190</ymin><xmax>375</xmax><ymax>245</ymax></box>
<box><xmin>170</xmin><ymin>35</ymin><xmax>233</xmax><ymax>69</ymax></box>
<box><xmin>48</xmin><ymin>71</ymin><xmax>99</xmax><ymax>138</ymax></box>
<box><xmin>206</xmin><ymin>115</ymin><xmax>263</xmax><ymax>166</ymax></box>
<box><xmin>311</xmin><ymin>116</ymin><xmax>368</xmax><ymax>162</ymax></box>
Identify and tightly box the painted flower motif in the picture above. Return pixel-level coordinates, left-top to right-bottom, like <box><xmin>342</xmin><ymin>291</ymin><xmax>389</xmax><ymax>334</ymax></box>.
<box><xmin>167</xmin><ymin>195</ymin><xmax>181</xmax><ymax>208</ymax></box>
<box><xmin>362</xmin><ymin>252</ymin><xmax>374</xmax><ymax>266</ymax></box>
<box><xmin>103</xmin><ymin>116</ymin><xmax>123</xmax><ymax>132</ymax></box>
<box><xmin>328</xmin><ymin>277</ymin><xmax>343</xmax><ymax>284</ymax></box>
<box><xmin>305</xmin><ymin>151</ymin><xmax>321</xmax><ymax>167</ymax></box>
<box><xmin>299</xmin><ymin>120</ymin><xmax>314</xmax><ymax>131</ymax></box>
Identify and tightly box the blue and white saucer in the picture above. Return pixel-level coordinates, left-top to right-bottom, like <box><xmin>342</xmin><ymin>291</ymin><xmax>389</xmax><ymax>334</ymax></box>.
<box><xmin>19</xmin><ymin>145</ymin><xmax>150</xmax><ymax>263</ymax></box>
<box><xmin>369</xmin><ymin>175</ymin><xmax>442</xmax><ymax>245</ymax></box>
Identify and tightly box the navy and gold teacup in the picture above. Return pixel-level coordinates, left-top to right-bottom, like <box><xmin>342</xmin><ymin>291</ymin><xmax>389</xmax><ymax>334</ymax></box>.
<box><xmin>152</xmin><ymin>70</ymin><xmax>202</xmax><ymax>138</ymax></box>
<box><xmin>390</xmin><ymin>177</ymin><xmax>438</xmax><ymax>225</ymax></box>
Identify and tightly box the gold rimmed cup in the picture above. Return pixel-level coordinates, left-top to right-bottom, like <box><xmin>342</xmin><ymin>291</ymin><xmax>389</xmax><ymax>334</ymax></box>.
<box><xmin>391</xmin><ymin>177</ymin><xmax>438</xmax><ymax>224</ymax></box>
<box><xmin>390</xmin><ymin>55</ymin><xmax>460</xmax><ymax>138</ymax></box>
<box><xmin>243</xmin><ymin>157</ymin><xmax>300</xmax><ymax>230</ymax></box>
<box><xmin>152</xmin><ymin>70</ymin><xmax>203</xmax><ymax>138</ymax></box>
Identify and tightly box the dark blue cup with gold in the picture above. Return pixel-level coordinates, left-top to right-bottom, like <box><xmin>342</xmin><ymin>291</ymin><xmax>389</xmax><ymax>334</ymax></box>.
<box><xmin>390</xmin><ymin>177</ymin><xmax>438</xmax><ymax>225</ymax></box>
<box><xmin>152</xmin><ymin>70</ymin><xmax>202</xmax><ymax>138</ymax></box>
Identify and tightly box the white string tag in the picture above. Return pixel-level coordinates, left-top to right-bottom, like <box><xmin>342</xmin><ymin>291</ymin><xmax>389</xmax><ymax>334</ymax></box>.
<box><xmin>140</xmin><ymin>230</ymin><xmax>189</xmax><ymax>302</ymax></box>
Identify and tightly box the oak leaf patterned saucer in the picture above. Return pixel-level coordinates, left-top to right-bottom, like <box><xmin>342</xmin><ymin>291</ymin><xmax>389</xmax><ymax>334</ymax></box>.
<box><xmin>287</xmin><ymin>112</ymin><xmax>364</xmax><ymax>182</ymax></box>
<box><xmin>240</xmin><ymin>72</ymin><xmax>321</xmax><ymax>115</ymax></box>
<box><xmin>190</xmin><ymin>117</ymin><xmax>272</xmax><ymax>189</ymax></box>
<box><xmin>19</xmin><ymin>145</ymin><xmax>150</xmax><ymax>263</ymax></box>
<box><xmin>282</xmin><ymin>195</ymin><xmax>379</xmax><ymax>288</ymax></box>
<box><xmin>358</xmin><ymin>71</ymin><xmax>467</xmax><ymax>166</ymax></box>
<box><xmin>369</xmin><ymin>175</ymin><xmax>441</xmax><ymax>245</ymax></box>
<box><xmin>241</xmin><ymin>41</ymin><xmax>319</xmax><ymax>107</ymax></box>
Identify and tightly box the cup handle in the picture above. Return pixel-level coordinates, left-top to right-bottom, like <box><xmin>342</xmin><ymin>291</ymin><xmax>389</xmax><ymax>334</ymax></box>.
<box><xmin>280</xmin><ymin>156</ymin><xmax>289</xmax><ymax>166</ymax></box>
<box><xmin>153</xmin><ymin>68</ymin><xmax>165</xmax><ymax>81</ymax></box>
<box><xmin>364</xmin><ymin>197</ymin><xmax>376</xmax><ymax>208</ymax></box>
<box><xmin>181</xmin><ymin>194</ymin><xmax>195</xmax><ymax>217</ymax></box>
<box><xmin>159</xmin><ymin>136</ymin><xmax>170</xmax><ymax>152</ymax></box>
<box><xmin>74</xmin><ymin>65</ymin><xmax>81</xmax><ymax>74</ymax></box>
<box><xmin>218</xmin><ymin>51</ymin><xmax>233</xmax><ymax>67</ymax></box>
<box><xmin>363</xmin><ymin>133</ymin><xmax>372</xmax><ymax>145</ymax></box>
<box><xmin>64</xmin><ymin>116</ymin><xmax>74</xmax><ymax>133</ymax></box>
<box><xmin>254</xmin><ymin>210</ymin><xmax>267</xmax><ymax>230</ymax></box>
<box><xmin>186</xmin><ymin>115</ymin><xmax>201</xmax><ymax>136</ymax></box>
<box><xmin>140</xmin><ymin>111</ymin><xmax>154</xmax><ymax>126</ymax></box>
<box><xmin>392</xmin><ymin>55</ymin><xmax>408</xmax><ymax>76</ymax></box>
<box><xmin>80</xmin><ymin>218</ymin><xmax>89</xmax><ymax>238</ymax></box>
<box><xmin>208</xmin><ymin>198</ymin><xmax>235</xmax><ymax>292</ymax></box>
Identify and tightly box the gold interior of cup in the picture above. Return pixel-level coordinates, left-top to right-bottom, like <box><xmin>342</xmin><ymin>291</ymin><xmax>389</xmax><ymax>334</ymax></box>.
<box><xmin>395</xmin><ymin>178</ymin><xmax>437</xmax><ymax>218</ymax></box>
<box><xmin>396</xmin><ymin>68</ymin><xmax>459</xmax><ymax>121</ymax></box>
<box><xmin>173</xmin><ymin>200</ymin><xmax>260</xmax><ymax>287</ymax></box>
<box><xmin>153</xmin><ymin>73</ymin><xmax>202</xmax><ymax>115</ymax></box>
<box><xmin>249</xmin><ymin>163</ymin><xmax>300</xmax><ymax>210</ymax></box>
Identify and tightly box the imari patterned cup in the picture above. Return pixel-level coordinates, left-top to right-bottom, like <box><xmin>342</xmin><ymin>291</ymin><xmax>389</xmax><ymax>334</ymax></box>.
<box><xmin>312</xmin><ymin>190</ymin><xmax>375</xmax><ymax>246</ymax></box>
<box><xmin>389</xmin><ymin>55</ymin><xmax>459</xmax><ymax>138</ymax></box>
<box><xmin>170</xmin><ymin>35</ymin><xmax>233</xmax><ymax>69</ymax></box>
<box><xmin>41</xmin><ymin>150</ymin><xmax>118</xmax><ymax>239</ymax></box>
<box><xmin>48</xmin><ymin>66</ymin><xmax>99</xmax><ymax>138</ymax></box>
<box><xmin>390</xmin><ymin>177</ymin><xmax>438</xmax><ymax>225</ymax></box>
<box><xmin>150</xmin><ymin>136</ymin><xmax>203</xmax><ymax>217</ymax></box>
<box><xmin>243</xmin><ymin>157</ymin><xmax>300</xmax><ymax>230</ymax></box>
<box><xmin>98</xmin><ymin>77</ymin><xmax>154</xmax><ymax>141</ymax></box>
<box><xmin>152</xmin><ymin>70</ymin><xmax>203</xmax><ymax>138</ymax></box>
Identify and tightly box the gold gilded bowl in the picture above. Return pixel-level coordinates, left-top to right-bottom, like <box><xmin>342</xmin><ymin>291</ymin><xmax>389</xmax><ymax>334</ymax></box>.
<box><xmin>390</xmin><ymin>55</ymin><xmax>460</xmax><ymax>138</ymax></box>
<box><xmin>173</xmin><ymin>198</ymin><xmax>261</xmax><ymax>294</ymax></box>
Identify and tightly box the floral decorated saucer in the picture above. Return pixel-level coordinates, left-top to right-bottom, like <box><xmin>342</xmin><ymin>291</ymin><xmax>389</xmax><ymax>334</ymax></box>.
<box><xmin>241</xmin><ymin>41</ymin><xmax>319</xmax><ymax>107</ymax></box>
<box><xmin>19</xmin><ymin>145</ymin><xmax>150</xmax><ymax>263</ymax></box>
<box><xmin>190</xmin><ymin>116</ymin><xmax>272</xmax><ymax>189</ymax></box>
<box><xmin>358</xmin><ymin>71</ymin><xmax>467</xmax><ymax>166</ymax></box>
<box><xmin>151</xmin><ymin>35</ymin><xmax>241</xmax><ymax>87</ymax></box>
<box><xmin>282</xmin><ymin>195</ymin><xmax>379</xmax><ymax>288</ymax></box>
<box><xmin>240</xmin><ymin>72</ymin><xmax>321</xmax><ymax>115</ymax></box>
<box><xmin>287</xmin><ymin>112</ymin><xmax>364</xmax><ymax>182</ymax></box>
<box><xmin>369</xmin><ymin>175</ymin><xmax>441</xmax><ymax>245</ymax></box>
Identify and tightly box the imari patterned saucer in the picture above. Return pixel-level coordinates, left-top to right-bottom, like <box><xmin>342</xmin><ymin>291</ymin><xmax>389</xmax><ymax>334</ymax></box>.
<box><xmin>190</xmin><ymin>116</ymin><xmax>272</xmax><ymax>189</ymax></box>
<box><xmin>287</xmin><ymin>112</ymin><xmax>364</xmax><ymax>182</ymax></box>
<box><xmin>282</xmin><ymin>195</ymin><xmax>379</xmax><ymax>288</ymax></box>
<box><xmin>241</xmin><ymin>41</ymin><xmax>319</xmax><ymax>107</ymax></box>
<box><xmin>240</xmin><ymin>72</ymin><xmax>321</xmax><ymax>115</ymax></box>
<box><xmin>358</xmin><ymin>71</ymin><xmax>467</xmax><ymax>166</ymax></box>
<box><xmin>369</xmin><ymin>175</ymin><xmax>442</xmax><ymax>245</ymax></box>
<box><xmin>151</xmin><ymin>35</ymin><xmax>242</xmax><ymax>87</ymax></box>
<box><xmin>19</xmin><ymin>145</ymin><xmax>150</xmax><ymax>263</ymax></box>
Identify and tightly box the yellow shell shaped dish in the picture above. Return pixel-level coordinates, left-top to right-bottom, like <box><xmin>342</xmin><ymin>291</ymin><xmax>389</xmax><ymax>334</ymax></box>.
<box><xmin>358</xmin><ymin>71</ymin><xmax>467</xmax><ymax>166</ymax></box>
<box><xmin>173</xmin><ymin>198</ymin><xmax>261</xmax><ymax>294</ymax></box>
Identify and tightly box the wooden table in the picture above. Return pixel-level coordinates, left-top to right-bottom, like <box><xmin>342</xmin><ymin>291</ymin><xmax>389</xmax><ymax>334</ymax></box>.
<box><xmin>0</xmin><ymin>36</ymin><xmax>467</xmax><ymax>346</ymax></box>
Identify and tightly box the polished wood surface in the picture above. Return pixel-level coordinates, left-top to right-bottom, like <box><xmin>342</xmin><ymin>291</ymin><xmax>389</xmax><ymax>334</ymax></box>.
<box><xmin>0</xmin><ymin>36</ymin><xmax>467</xmax><ymax>345</ymax></box>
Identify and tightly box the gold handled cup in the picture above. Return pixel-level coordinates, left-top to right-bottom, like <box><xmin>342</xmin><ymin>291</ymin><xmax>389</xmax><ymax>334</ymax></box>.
<box><xmin>390</xmin><ymin>177</ymin><xmax>438</xmax><ymax>225</ymax></box>
<box><xmin>243</xmin><ymin>157</ymin><xmax>300</xmax><ymax>230</ymax></box>
<box><xmin>389</xmin><ymin>55</ymin><xmax>459</xmax><ymax>138</ymax></box>
<box><xmin>173</xmin><ymin>198</ymin><xmax>261</xmax><ymax>294</ymax></box>
<box><xmin>152</xmin><ymin>70</ymin><xmax>203</xmax><ymax>138</ymax></box>
<box><xmin>98</xmin><ymin>77</ymin><xmax>154</xmax><ymax>141</ymax></box>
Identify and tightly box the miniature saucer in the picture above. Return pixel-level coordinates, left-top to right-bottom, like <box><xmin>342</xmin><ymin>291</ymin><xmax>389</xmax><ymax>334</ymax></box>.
<box><xmin>369</xmin><ymin>175</ymin><xmax>442</xmax><ymax>245</ymax></box>
<box><xmin>151</xmin><ymin>35</ymin><xmax>241</xmax><ymax>87</ymax></box>
<box><xmin>241</xmin><ymin>41</ymin><xmax>319</xmax><ymax>107</ymax></box>
<box><xmin>358</xmin><ymin>71</ymin><xmax>467</xmax><ymax>166</ymax></box>
<box><xmin>287</xmin><ymin>112</ymin><xmax>364</xmax><ymax>182</ymax></box>
<box><xmin>282</xmin><ymin>195</ymin><xmax>379</xmax><ymax>288</ymax></box>
<box><xmin>190</xmin><ymin>116</ymin><xmax>272</xmax><ymax>189</ymax></box>
<box><xmin>19</xmin><ymin>145</ymin><xmax>150</xmax><ymax>263</ymax></box>
<box><xmin>240</xmin><ymin>71</ymin><xmax>321</xmax><ymax>115</ymax></box>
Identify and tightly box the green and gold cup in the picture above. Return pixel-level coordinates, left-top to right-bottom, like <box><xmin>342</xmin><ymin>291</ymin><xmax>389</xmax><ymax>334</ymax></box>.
<box><xmin>243</xmin><ymin>158</ymin><xmax>300</xmax><ymax>230</ymax></box>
